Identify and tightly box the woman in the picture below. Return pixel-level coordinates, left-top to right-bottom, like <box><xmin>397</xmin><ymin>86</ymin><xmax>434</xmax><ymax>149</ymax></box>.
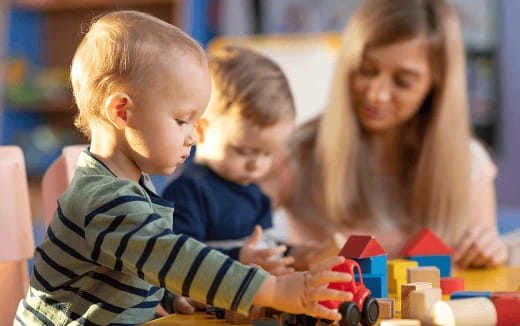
<box><xmin>273</xmin><ymin>0</ymin><xmax>508</xmax><ymax>267</ymax></box>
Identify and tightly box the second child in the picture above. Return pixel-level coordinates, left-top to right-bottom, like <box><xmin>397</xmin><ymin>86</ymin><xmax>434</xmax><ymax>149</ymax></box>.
<box><xmin>162</xmin><ymin>46</ymin><xmax>306</xmax><ymax>313</ymax></box>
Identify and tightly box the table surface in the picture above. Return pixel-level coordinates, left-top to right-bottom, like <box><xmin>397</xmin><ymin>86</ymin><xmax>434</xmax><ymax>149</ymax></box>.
<box><xmin>142</xmin><ymin>266</ymin><xmax>520</xmax><ymax>326</ymax></box>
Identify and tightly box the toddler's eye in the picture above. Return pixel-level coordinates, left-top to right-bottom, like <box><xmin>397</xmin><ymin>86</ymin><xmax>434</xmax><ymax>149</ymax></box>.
<box><xmin>233</xmin><ymin>147</ymin><xmax>247</xmax><ymax>155</ymax></box>
<box><xmin>176</xmin><ymin>119</ymin><xmax>187</xmax><ymax>125</ymax></box>
<box><xmin>358</xmin><ymin>63</ymin><xmax>377</xmax><ymax>77</ymax></box>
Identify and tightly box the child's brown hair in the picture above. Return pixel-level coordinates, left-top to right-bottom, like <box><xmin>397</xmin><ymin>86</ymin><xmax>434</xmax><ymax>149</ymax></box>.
<box><xmin>71</xmin><ymin>10</ymin><xmax>206</xmax><ymax>138</ymax></box>
<box><xmin>206</xmin><ymin>46</ymin><xmax>295</xmax><ymax>126</ymax></box>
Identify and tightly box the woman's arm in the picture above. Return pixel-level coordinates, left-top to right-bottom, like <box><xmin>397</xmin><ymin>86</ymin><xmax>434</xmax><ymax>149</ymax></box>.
<box><xmin>454</xmin><ymin>141</ymin><xmax>509</xmax><ymax>268</ymax></box>
<box><xmin>455</xmin><ymin>177</ymin><xmax>508</xmax><ymax>267</ymax></box>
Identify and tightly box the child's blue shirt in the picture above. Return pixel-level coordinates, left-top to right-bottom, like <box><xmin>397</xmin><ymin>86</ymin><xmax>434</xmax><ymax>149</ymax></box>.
<box><xmin>162</xmin><ymin>162</ymin><xmax>273</xmax><ymax>260</ymax></box>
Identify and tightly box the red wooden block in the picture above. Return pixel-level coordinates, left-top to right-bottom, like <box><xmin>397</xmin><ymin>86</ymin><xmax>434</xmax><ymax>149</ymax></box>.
<box><xmin>338</xmin><ymin>235</ymin><xmax>386</xmax><ymax>258</ymax></box>
<box><xmin>440</xmin><ymin>277</ymin><xmax>465</xmax><ymax>295</ymax></box>
<box><xmin>400</xmin><ymin>228</ymin><xmax>454</xmax><ymax>256</ymax></box>
<box><xmin>490</xmin><ymin>291</ymin><xmax>520</xmax><ymax>299</ymax></box>
<box><xmin>492</xmin><ymin>296</ymin><xmax>520</xmax><ymax>326</ymax></box>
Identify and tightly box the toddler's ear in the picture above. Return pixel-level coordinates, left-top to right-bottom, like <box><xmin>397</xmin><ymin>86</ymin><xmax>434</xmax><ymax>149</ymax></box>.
<box><xmin>195</xmin><ymin>118</ymin><xmax>208</xmax><ymax>143</ymax></box>
<box><xmin>105</xmin><ymin>93</ymin><xmax>134</xmax><ymax>129</ymax></box>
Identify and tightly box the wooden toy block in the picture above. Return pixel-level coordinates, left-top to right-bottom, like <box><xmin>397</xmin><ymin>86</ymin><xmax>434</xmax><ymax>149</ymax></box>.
<box><xmin>376</xmin><ymin>298</ymin><xmax>395</xmax><ymax>319</ymax></box>
<box><xmin>407</xmin><ymin>288</ymin><xmax>442</xmax><ymax>324</ymax></box>
<box><xmin>388</xmin><ymin>259</ymin><xmax>418</xmax><ymax>280</ymax></box>
<box><xmin>339</xmin><ymin>235</ymin><xmax>386</xmax><ymax>258</ymax></box>
<box><xmin>401</xmin><ymin>282</ymin><xmax>432</xmax><ymax>318</ymax></box>
<box><xmin>400</xmin><ymin>228</ymin><xmax>454</xmax><ymax>256</ymax></box>
<box><xmin>407</xmin><ymin>266</ymin><xmax>440</xmax><ymax>288</ymax></box>
<box><xmin>389</xmin><ymin>277</ymin><xmax>406</xmax><ymax>294</ymax></box>
<box><xmin>440</xmin><ymin>277</ymin><xmax>465</xmax><ymax>295</ymax></box>
<box><xmin>389</xmin><ymin>291</ymin><xmax>401</xmax><ymax>308</ymax></box>
<box><xmin>492</xmin><ymin>296</ymin><xmax>520</xmax><ymax>326</ymax></box>
<box><xmin>379</xmin><ymin>319</ymin><xmax>420</xmax><ymax>326</ymax></box>
<box><xmin>356</xmin><ymin>254</ymin><xmax>388</xmax><ymax>274</ymax></box>
<box><xmin>451</xmin><ymin>291</ymin><xmax>491</xmax><ymax>300</ymax></box>
<box><xmin>362</xmin><ymin>273</ymin><xmax>387</xmax><ymax>298</ymax></box>
<box><xmin>252</xmin><ymin>320</ymin><xmax>278</xmax><ymax>326</ymax></box>
<box><xmin>490</xmin><ymin>291</ymin><xmax>520</xmax><ymax>299</ymax></box>
<box><xmin>225</xmin><ymin>306</ymin><xmax>268</xmax><ymax>324</ymax></box>
<box><xmin>225</xmin><ymin>310</ymin><xmax>251</xmax><ymax>324</ymax></box>
<box><xmin>250</xmin><ymin>307</ymin><xmax>285</xmax><ymax>326</ymax></box>
<box><xmin>406</xmin><ymin>255</ymin><xmax>451</xmax><ymax>277</ymax></box>
<box><xmin>389</xmin><ymin>279</ymin><xmax>397</xmax><ymax>294</ymax></box>
<box><xmin>389</xmin><ymin>293</ymin><xmax>401</xmax><ymax>312</ymax></box>
<box><xmin>431</xmin><ymin>298</ymin><xmax>497</xmax><ymax>326</ymax></box>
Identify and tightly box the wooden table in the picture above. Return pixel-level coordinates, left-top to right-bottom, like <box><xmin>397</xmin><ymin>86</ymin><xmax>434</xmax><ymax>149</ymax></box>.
<box><xmin>142</xmin><ymin>266</ymin><xmax>520</xmax><ymax>325</ymax></box>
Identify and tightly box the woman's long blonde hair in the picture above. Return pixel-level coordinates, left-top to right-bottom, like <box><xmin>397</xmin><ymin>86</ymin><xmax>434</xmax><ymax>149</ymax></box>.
<box><xmin>289</xmin><ymin>0</ymin><xmax>470</xmax><ymax>245</ymax></box>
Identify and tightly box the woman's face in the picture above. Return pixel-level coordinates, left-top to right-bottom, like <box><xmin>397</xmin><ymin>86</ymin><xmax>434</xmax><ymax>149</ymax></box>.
<box><xmin>350</xmin><ymin>37</ymin><xmax>434</xmax><ymax>132</ymax></box>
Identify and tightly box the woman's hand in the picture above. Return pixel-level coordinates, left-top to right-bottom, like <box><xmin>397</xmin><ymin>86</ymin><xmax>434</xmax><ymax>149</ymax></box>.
<box><xmin>454</xmin><ymin>223</ymin><xmax>509</xmax><ymax>268</ymax></box>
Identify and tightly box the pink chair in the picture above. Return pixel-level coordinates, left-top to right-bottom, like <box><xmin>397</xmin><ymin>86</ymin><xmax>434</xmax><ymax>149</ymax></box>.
<box><xmin>0</xmin><ymin>146</ymin><xmax>35</xmax><ymax>324</ymax></box>
<box><xmin>42</xmin><ymin>144</ymin><xmax>87</xmax><ymax>226</ymax></box>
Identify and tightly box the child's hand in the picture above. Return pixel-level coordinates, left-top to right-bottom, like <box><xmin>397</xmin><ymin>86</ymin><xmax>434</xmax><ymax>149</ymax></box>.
<box><xmin>454</xmin><ymin>223</ymin><xmax>509</xmax><ymax>268</ymax></box>
<box><xmin>253</xmin><ymin>256</ymin><xmax>354</xmax><ymax>321</ymax></box>
<box><xmin>239</xmin><ymin>225</ymin><xmax>295</xmax><ymax>275</ymax></box>
<box><xmin>173</xmin><ymin>295</ymin><xmax>207</xmax><ymax>314</ymax></box>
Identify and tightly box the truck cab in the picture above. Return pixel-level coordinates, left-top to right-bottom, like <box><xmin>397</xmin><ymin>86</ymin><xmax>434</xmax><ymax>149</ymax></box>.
<box><xmin>319</xmin><ymin>259</ymin><xmax>379</xmax><ymax>326</ymax></box>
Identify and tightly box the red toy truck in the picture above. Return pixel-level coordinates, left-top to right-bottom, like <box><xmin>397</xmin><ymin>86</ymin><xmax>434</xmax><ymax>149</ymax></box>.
<box><xmin>319</xmin><ymin>259</ymin><xmax>379</xmax><ymax>326</ymax></box>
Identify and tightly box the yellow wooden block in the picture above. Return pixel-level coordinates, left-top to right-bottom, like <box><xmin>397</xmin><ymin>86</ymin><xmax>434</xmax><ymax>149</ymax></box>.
<box><xmin>389</xmin><ymin>277</ymin><xmax>406</xmax><ymax>294</ymax></box>
<box><xmin>388</xmin><ymin>259</ymin><xmax>419</xmax><ymax>280</ymax></box>
<box><xmin>389</xmin><ymin>291</ymin><xmax>401</xmax><ymax>312</ymax></box>
<box><xmin>389</xmin><ymin>278</ymin><xmax>397</xmax><ymax>293</ymax></box>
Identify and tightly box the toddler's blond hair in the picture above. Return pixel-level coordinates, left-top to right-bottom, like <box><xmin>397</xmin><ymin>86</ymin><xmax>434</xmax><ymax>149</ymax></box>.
<box><xmin>71</xmin><ymin>10</ymin><xmax>206</xmax><ymax>138</ymax></box>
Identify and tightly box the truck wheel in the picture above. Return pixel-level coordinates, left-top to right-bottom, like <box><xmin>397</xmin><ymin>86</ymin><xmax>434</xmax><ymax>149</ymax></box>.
<box><xmin>338</xmin><ymin>301</ymin><xmax>360</xmax><ymax>326</ymax></box>
<box><xmin>360</xmin><ymin>296</ymin><xmax>379</xmax><ymax>326</ymax></box>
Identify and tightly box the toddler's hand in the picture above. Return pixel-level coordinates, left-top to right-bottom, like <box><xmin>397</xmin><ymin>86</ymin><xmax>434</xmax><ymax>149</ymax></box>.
<box><xmin>455</xmin><ymin>223</ymin><xmax>509</xmax><ymax>268</ymax></box>
<box><xmin>255</xmin><ymin>256</ymin><xmax>354</xmax><ymax>321</ymax></box>
<box><xmin>240</xmin><ymin>225</ymin><xmax>295</xmax><ymax>275</ymax></box>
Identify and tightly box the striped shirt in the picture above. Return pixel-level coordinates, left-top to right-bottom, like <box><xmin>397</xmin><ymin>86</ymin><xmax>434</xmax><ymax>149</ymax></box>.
<box><xmin>15</xmin><ymin>150</ymin><xmax>267</xmax><ymax>326</ymax></box>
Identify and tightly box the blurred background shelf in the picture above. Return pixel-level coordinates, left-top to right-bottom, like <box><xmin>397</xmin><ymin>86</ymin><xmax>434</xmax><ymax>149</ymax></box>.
<box><xmin>15</xmin><ymin>0</ymin><xmax>181</xmax><ymax>11</ymax></box>
<box><xmin>5</xmin><ymin>1</ymin><xmax>185</xmax><ymax>178</ymax></box>
<box><xmin>2</xmin><ymin>0</ymin><xmax>519</xmax><ymax>226</ymax></box>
